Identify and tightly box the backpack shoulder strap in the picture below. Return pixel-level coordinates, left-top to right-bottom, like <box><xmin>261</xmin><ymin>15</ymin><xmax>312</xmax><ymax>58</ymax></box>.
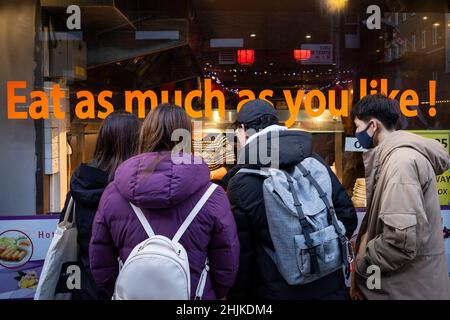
<box><xmin>194</xmin><ymin>258</ymin><xmax>209</xmax><ymax>300</ymax></box>
<box><xmin>129</xmin><ymin>202</ymin><xmax>155</xmax><ymax>238</ymax></box>
<box><xmin>172</xmin><ymin>184</ymin><xmax>218</xmax><ymax>243</ymax></box>
<box><xmin>237</xmin><ymin>168</ymin><xmax>270</xmax><ymax>176</ymax></box>
<box><xmin>296</xmin><ymin>162</ymin><xmax>345</xmax><ymax>237</ymax></box>
<box><xmin>282</xmin><ymin>170</ymin><xmax>321</xmax><ymax>274</ymax></box>
<box><xmin>296</xmin><ymin>162</ymin><xmax>353</xmax><ymax>278</ymax></box>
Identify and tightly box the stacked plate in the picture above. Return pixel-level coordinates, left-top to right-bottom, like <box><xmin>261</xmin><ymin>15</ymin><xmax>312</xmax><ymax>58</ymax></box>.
<box><xmin>193</xmin><ymin>134</ymin><xmax>235</xmax><ymax>171</ymax></box>
<box><xmin>351</xmin><ymin>178</ymin><xmax>367</xmax><ymax>208</ymax></box>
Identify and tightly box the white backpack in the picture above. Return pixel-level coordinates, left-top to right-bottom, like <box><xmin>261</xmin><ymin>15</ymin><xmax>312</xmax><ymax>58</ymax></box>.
<box><xmin>112</xmin><ymin>184</ymin><xmax>218</xmax><ymax>300</ymax></box>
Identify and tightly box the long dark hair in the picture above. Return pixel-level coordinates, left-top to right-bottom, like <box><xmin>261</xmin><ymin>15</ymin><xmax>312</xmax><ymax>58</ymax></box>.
<box><xmin>139</xmin><ymin>104</ymin><xmax>192</xmax><ymax>153</ymax></box>
<box><xmin>93</xmin><ymin>111</ymin><xmax>141</xmax><ymax>181</ymax></box>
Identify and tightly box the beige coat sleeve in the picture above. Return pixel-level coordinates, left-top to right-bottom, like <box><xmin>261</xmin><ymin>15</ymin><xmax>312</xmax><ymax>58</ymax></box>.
<box><xmin>357</xmin><ymin>161</ymin><xmax>429</xmax><ymax>274</ymax></box>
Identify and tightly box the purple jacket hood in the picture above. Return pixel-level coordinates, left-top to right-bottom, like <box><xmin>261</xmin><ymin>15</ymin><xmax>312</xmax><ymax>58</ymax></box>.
<box><xmin>114</xmin><ymin>152</ymin><xmax>211</xmax><ymax>209</ymax></box>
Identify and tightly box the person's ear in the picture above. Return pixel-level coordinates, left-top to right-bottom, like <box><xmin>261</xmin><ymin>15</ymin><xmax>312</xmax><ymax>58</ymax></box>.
<box><xmin>369</xmin><ymin>119</ymin><xmax>378</xmax><ymax>134</ymax></box>
<box><xmin>375</xmin><ymin>119</ymin><xmax>384</xmax><ymax>132</ymax></box>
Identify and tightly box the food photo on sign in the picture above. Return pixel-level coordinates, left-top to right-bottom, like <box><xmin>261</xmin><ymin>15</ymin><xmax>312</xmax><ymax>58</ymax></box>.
<box><xmin>0</xmin><ymin>216</ymin><xmax>59</xmax><ymax>299</ymax></box>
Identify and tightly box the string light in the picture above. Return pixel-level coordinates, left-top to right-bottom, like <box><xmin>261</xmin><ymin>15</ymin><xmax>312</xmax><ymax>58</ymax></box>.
<box><xmin>421</xmin><ymin>100</ymin><xmax>450</xmax><ymax>104</ymax></box>
<box><xmin>204</xmin><ymin>71</ymin><xmax>240</xmax><ymax>94</ymax></box>
<box><xmin>203</xmin><ymin>68</ymin><xmax>353</xmax><ymax>95</ymax></box>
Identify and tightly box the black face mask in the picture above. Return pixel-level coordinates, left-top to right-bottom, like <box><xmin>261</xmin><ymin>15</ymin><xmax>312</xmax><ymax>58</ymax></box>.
<box><xmin>356</xmin><ymin>122</ymin><xmax>376</xmax><ymax>149</ymax></box>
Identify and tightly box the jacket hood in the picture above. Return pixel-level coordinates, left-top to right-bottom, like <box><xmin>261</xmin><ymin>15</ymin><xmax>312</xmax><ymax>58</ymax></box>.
<box><xmin>378</xmin><ymin>130</ymin><xmax>450</xmax><ymax>175</ymax></box>
<box><xmin>70</xmin><ymin>164</ymin><xmax>109</xmax><ymax>208</ymax></box>
<box><xmin>237</xmin><ymin>125</ymin><xmax>313</xmax><ymax>168</ymax></box>
<box><xmin>114</xmin><ymin>152</ymin><xmax>211</xmax><ymax>209</ymax></box>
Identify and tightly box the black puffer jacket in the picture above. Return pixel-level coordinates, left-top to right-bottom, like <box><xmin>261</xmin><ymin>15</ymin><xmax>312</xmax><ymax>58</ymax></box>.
<box><xmin>224</xmin><ymin>128</ymin><xmax>357</xmax><ymax>300</ymax></box>
<box><xmin>60</xmin><ymin>164</ymin><xmax>109</xmax><ymax>300</ymax></box>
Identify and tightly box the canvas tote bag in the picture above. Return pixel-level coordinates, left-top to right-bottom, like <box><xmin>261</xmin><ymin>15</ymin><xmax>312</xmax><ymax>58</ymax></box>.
<box><xmin>34</xmin><ymin>197</ymin><xmax>78</xmax><ymax>300</ymax></box>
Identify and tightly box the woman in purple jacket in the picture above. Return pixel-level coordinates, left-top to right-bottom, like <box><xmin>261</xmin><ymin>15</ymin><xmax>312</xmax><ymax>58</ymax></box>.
<box><xmin>89</xmin><ymin>104</ymin><xmax>240</xmax><ymax>299</ymax></box>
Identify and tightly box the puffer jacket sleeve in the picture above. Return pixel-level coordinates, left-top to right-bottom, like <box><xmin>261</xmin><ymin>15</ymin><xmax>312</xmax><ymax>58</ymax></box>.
<box><xmin>328</xmin><ymin>168</ymin><xmax>358</xmax><ymax>239</ymax></box>
<box><xmin>357</xmin><ymin>158</ymin><xmax>425</xmax><ymax>275</ymax></box>
<box><xmin>89</xmin><ymin>185</ymin><xmax>119</xmax><ymax>297</ymax></box>
<box><xmin>207</xmin><ymin>185</ymin><xmax>240</xmax><ymax>299</ymax></box>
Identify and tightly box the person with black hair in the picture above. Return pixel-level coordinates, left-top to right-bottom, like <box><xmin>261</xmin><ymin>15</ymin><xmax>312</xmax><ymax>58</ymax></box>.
<box><xmin>225</xmin><ymin>99</ymin><xmax>357</xmax><ymax>300</ymax></box>
<box><xmin>351</xmin><ymin>93</ymin><xmax>400</xmax><ymax>149</ymax></box>
<box><xmin>352</xmin><ymin>94</ymin><xmax>450</xmax><ymax>300</ymax></box>
<box><xmin>59</xmin><ymin>111</ymin><xmax>141</xmax><ymax>300</ymax></box>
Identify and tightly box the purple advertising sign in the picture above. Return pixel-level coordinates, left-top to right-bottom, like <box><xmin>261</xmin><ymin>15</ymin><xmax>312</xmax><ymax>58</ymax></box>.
<box><xmin>0</xmin><ymin>215</ymin><xmax>59</xmax><ymax>299</ymax></box>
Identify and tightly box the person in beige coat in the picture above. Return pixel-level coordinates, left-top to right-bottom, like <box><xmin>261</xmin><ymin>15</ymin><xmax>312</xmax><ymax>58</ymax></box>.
<box><xmin>351</xmin><ymin>94</ymin><xmax>450</xmax><ymax>300</ymax></box>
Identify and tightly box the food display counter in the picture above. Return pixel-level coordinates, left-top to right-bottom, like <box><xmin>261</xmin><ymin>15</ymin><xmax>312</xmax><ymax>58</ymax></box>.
<box><xmin>192</xmin><ymin>108</ymin><xmax>346</xmax><ymax>182</ymax></box>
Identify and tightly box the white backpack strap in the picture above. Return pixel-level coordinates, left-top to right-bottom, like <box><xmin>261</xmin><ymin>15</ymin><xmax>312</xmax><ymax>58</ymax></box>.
<box><xmin>195</xmin><ymin>258</ymin><xmax>209</xmax><ymax>300</ymax></box>
<box><xmin>129</xmin><ymin>202</ymin><xmax>155</xmax><ymax>237</ymax></box>
<box><xmin>172</xmin><ymin>184</ymin><xmax>218</xmax><ymax>243</ymax></box>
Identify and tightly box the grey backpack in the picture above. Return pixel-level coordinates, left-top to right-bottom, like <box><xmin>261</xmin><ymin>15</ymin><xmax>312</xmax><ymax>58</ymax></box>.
<box><xmin>238</xmin><ymin>157</ymin><xmax>353</xmax><ymax>285</ymax></box>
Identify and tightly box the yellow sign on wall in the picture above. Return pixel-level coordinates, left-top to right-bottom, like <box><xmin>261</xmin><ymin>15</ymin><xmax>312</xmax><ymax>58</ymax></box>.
<box><xmin>409</xmin><ymin>130</ymin><xmax>450</xmax><ymax>206</ymax></box>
